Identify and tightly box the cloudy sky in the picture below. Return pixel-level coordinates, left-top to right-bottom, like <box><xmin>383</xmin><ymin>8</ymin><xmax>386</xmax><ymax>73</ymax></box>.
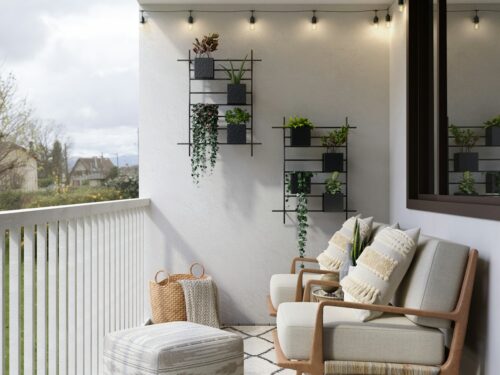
<box><xmin>0</xmin><ymin>0</ymin><xmax>139</xmax><ymax>162</ymax></box>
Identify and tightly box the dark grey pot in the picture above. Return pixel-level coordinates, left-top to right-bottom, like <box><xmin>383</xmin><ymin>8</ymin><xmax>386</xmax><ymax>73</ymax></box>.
<box><xmin>227</xmin><ymin>84</ymin><xmax>247</xmax><ymax>105</ymax></box>
<box><xmin>194</xmin><ymin>57</ymin><xmax>214</xmax><ymax>79</ymax></box>
<box><xmin>323</xmin><ymin>192</ymin><xmax>344</xmax><ymax>212</ymax></box>
<box><xmin>454</xmin><ymin>152</ymin><xmax>479</xmax><ymax>172</ymax></box>
<box><xmin>485</xmin><ymin>127</ymin><xmax>500</xmax><ymax>146</ymax></box>
<box><xmin>323</xmin><ymin>153</ymin><xmax>344</xmax><ymax>172</ymax></box>
<box><xmin>486</xmin><ymin>173</ymin><xmax>500</xmax><ymax>194</ymax></box>
<box><xmin>227</xmin><ymin>124</ymin><xmax>246</xmax><ymax>144</ymax></box>
<box><xmin>290</xmin><ymin>128</ymin><xmax>311</xmax><ymax>147</ymax></box>
<box><xmin>289</xmin><ymin>174</ymin><xmax>311</xmax><ymax>194</ymax></box>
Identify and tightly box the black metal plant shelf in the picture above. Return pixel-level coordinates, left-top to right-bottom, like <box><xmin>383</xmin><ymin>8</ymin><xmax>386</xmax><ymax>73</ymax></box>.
<box><xmin>177</xmin><ymin>49</ymin><xmax>262</xmax><ymax>157</ymax></box>
<box><xmin>272</xmin><ymin>117</ymin><xmax>357</xmax><ymax>223</ymax></box>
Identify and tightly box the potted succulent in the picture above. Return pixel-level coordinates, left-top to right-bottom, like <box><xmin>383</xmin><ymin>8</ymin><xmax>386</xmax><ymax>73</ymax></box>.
<box><xmin>455</xmin><ymin>171</ymin><xmax>478</xmax><ymax>196</ymax></box>
<box><xmin>323</xmin><ymin>172</ymin><xmax>343</xmax><ymax>212</ymax></box>
<box><xmin>287</xmin><ymin>171</ymin><xmax>313</xmax><ymax>195</ymax></box>
<box><xmin>320</xmin><ymin>125</ymin><xmax>349</xmax><ymax>172</ymax></box>
<box><xmin>225</xmin><ymin>108</ymin><xmax>250</xmax><ymax>144</ymax></box>
<box><xmin>191</xmin><ymin>103</ymin><xmax>219</xmax><ymax>184</ymax></box>
<box><xmin>484</xmin><ymin>115</ymin><xmax>500</xmax><ymax>146</ymax></box>
<box><xmin>485</xmin><ymin>172</ymin><xmax>500</xmax><ymax>194</ymax></box>
<box><xmin>450</xmin><ymin>125</ymin><xmax>479</xmax><ymax>172</ymax></box>
<box><xmin>192</xmin><ymin>33</ymin><xmax>219</xmax><ymax>79</ymax></box>
<box><xmin>220</xmin><ymin>56</ymin><xmax>247</xmax><ymax>105</ymax></box>
<box><xmin>287</xmin><ymin>116</ymin><xmax>314</xmax><ymax>147</ymax></box>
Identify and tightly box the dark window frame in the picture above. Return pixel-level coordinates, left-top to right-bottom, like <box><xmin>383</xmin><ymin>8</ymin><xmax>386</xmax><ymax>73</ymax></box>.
<box><xmin>407</xmin><ymin>0</ymin><xmax>500</xmax><ymax>221</ymax></box>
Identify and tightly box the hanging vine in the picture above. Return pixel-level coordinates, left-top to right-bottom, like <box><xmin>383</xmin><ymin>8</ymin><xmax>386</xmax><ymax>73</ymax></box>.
<box><xmin>191</xmin><ymin>103</ymin><xmax>219</xmax><ymax>184</ymax></box>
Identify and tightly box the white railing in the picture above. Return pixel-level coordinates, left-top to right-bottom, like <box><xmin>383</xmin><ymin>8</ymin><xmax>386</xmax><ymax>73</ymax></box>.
<box><xmin>0</xmin><ymin>198</ymin><xmax>150</xmax><ymax>375</ymax></box>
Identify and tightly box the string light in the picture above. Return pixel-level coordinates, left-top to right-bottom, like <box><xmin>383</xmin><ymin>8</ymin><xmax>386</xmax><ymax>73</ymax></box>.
<box><xmin>398</xmin><ymin>0</ymin><xmax>405</xmax><ymax>13</ymax></box>
<box><xmin>373</xmin><ymin>10</ymin><xmax>379</xmax><ymax>28</ymax></box>
<box><xmin>249</xmin><ymin>10</ymin><xmax>256</xmax><ymax>30</ymax></box>
<box><xmin>188</xmin><ymin>10</ymin><xmax>194</xmax><ymax>30</ymax></box>
<box><xmin>311</xmin><ymin>10</ymin><xmax>318</xmax><ymax>30</ymax></box>
<box><xmin>473</xmin><ymin>10</ymin><xmax>480</xmax><ymax>30</ymax></box>
<box><xmin>385</xmin><ymin>12</ymin><xmax>392</xmax><ymax>28</ymax></box>
<box><xmin>140</xmin><ymin>10</ymin><xmax>146</xmax><ymax>24</ymax></box>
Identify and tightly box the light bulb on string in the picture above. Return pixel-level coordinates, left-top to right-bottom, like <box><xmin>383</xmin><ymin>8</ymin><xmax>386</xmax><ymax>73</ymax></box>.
<box><xmin>188</xmin><ymin>10</ymin><xmax>194</xmax><ymax>30</ymax></box>
<box><xmin>473</xmin><ymin>10</ymin><xmax>480</xmax><ymax>30</ymax></box>
<box><xmin>373</xmin><ymin>10</ymin><xmax>379</xmax><ymax>28</ymax></box>
<box><xmin>311</xmin><ymin>10</ymin><xmax>318</xmax><ymax>30</ymax></box>
<box><xmin>249</xmin><ymin>10</ymin><xmax>256</xmax><ymax>31</ymax></box>
<box><xmin>398</xmin><ymin>0</ymin><xmax>405</xmax><ymax>13</ymax></box>
<box><xmin>385</xmin><ymin>12</ymin><xmax>392</xmax><ymax>28</ymax></box>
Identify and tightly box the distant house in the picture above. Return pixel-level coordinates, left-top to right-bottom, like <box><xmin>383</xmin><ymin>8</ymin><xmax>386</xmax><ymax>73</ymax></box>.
<box><xmin>0</xmin><ymin>142</ymin><xmax>38</xmax><ymax>191</ymax></box>
<box><xmin>119</xmin><ymin>164</ymin><xmax>138</xmax><ymax>179</ymax></box>
<box><xmin>69</xmin><ymin>157</ymin><xmax>115</xmax><ymax>187</ymax></box>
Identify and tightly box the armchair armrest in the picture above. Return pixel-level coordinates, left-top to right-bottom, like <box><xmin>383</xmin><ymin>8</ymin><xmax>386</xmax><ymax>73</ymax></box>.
<box><xmin>302</xmin><ymin>279</ymin><xmax>340</xmax><ymax>302</ymax></box>
<box><xmin>295</xmin><ymin>268</ymin><xmax>338</xmax><ymax>302</ymax></box>
<box><xmin>290</xmin><ymin>257</ymin><xmax>318</xmax><ymax>274</ymax></box>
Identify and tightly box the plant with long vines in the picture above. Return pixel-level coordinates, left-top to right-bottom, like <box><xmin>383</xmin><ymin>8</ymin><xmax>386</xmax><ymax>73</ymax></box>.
<box><xmin>191</xmin><ymin>103</ymin><xmax>219</xmax><ymax>184</ymax></box>
<box><xmin>286</xmin><ymin>171</ymin><xmax>314</xmax><ymax>260</ymax></box>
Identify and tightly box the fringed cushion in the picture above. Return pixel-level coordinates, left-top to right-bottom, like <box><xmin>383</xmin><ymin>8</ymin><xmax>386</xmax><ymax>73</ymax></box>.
<box><xmin>316</xmin><ymin>215</ymin><xmax>374</xmax><ymax>272</ymax></box>
<box><xmin>324</xmin><ymin>361</ymin><xmax>440</xmax><ymax>375</ymax></box>
<box><xmin>340</xmin><ymin>227</ymin><xmax>420</xmax><ymax>321</ymax></box>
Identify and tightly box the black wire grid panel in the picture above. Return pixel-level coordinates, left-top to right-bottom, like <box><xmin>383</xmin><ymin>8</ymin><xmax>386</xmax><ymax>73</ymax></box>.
<box><xmin>272</xmin><ymin>117</ymin><xmax>357</xmax><ymax>223</ymax></box>
<box><xmin>177</xmin><ymin>50</ymin><xmax>262</xmax><ymax>156</ymax></box>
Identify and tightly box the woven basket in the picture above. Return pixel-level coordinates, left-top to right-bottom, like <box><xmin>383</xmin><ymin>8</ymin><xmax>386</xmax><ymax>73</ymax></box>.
<box><xmin>149</xmin><ymin>263</ymin><xmax>206</xmax><ymax>324</ymax></box>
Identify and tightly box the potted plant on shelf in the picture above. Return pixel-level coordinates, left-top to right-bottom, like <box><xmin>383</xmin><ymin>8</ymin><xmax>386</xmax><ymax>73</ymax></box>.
<box><xmin>485</xmin><ymin>171</ymin><xmax>500</xmax><ymax>194</ymax></box>
<box><xmin>287</xmin><ymin>171</ymin><xmax>313</xmax><ymax>195</ymax></box>
<box><xmin>225</xmin><ymin>108</ymin><xmax>250</xmax><ymax>144</ymax></box>
<box><xmin>450</xmin><ymin>125</ymin><xmax>479</xmax><ymax>172</ymax></box>
<box><xmin>287</xmin><ymin>116</ymin><xmax>314</xmax><ymax>146</ymax></box>
<box><xmin>323</xmin><ymin>172</ymin><xmax>343</xmax><ymax>212</ymax></box>
<box><xmin>220</xmin><ymin>55</ymin><xmax>247</xmax><ymax>105</ymax></box>
<box><xmin>191</xmin><ymin>103</ymin><xmax>219</xmax><ymax>184</ymax></box>
<box><xmin>455</xmin><ymin>171</ymin><xmax>478</xmax><ymax>196</ymax></box>
<box><xmin>484</xmin><ymin>115</ymin><xmax>500</xmax><ymax>146</ymax></box>
<box><xmin>192</xmin><ymin>33</ymin><xmax>219</xmax><ymax>79</ymax></box>
<box><xmin>320</xmin><ymin>125</ymin><xmax>349</xmax><ymax>172</ymax></box>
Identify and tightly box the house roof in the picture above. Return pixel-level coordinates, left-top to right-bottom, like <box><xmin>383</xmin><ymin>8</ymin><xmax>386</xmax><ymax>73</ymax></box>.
<box><xmin>0</xmin><ymin>142</ymin><xmax>37</xmax><ymax>160</ymax></box>
<box><xmin>70</xmin><ymin>157</ymin><xmax>115</xmax><ymax>176</ymax></box>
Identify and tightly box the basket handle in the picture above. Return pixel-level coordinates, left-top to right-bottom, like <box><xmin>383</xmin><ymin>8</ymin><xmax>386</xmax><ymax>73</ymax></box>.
<box><xmin>154</xmin><ymin>270</ymin><xmax>168</xmax><ymax>283</ymax></box>
<box><xmin>190</xmin><ymin>263</ymin><xmax>205</xmax><ymax>279</ymax></box>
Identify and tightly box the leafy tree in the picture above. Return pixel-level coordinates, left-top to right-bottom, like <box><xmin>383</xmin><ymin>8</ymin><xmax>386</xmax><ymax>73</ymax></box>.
<box><xmin>50</xmin><ymin>140</ymin><xmax>64</xmax><ymax>182</ymax></box>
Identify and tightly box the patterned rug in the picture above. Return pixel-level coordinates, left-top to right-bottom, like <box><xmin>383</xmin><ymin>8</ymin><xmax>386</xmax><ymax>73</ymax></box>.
<box><xmin>224</xmin><ymin>326</ymin><xmax>295</xmax><ymax>375</ymax></box>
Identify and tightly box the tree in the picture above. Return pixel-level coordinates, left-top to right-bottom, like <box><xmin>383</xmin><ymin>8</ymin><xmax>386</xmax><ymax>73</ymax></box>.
<box><xmin>50</xmin><ymin>140</ymin><xmax>64</xmax><ymax>182</ymax></box>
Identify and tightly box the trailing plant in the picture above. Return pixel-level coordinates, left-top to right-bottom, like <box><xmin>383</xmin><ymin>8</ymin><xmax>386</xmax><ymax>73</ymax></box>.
<box><xmin>325</xmin><ymin>171</ymin><xmax>342</xmax><ymax>195</ymax></box>
<box><xmin>220</xmin><ymin>55</ymin><xmax>247</xmax><ymax>84</ymax></box>
<box><xmin>484</xmin><ymin>115</ymin><xmax>500</xmax><ymax>129</ymax></box>
<box><xmin>191</xmin><ymin>103</ymin><xmax>219</xmax><ymax>184</ymax></box>
<box><xmin>458</xmin><ymin>171</ymin><xmax>477</xmax><ymax>195</ymax></box>
<box><xmin>450</xmin><ymin>125</ymin><xmax>479</xmax><ymax>152</ymax></box>
<box><xmin>351</xmin><ymin>219</ymin><xmax>368</xmax><ymax>266</ymax></box>
<box><xmin>225</xmin><ymin>108</ymin><xmax>250</xmax><ymax>125</ymax></box>
<box><xmin>192</xmin><ymin>33</ymin><xmax>219</xmax><ymax>57</ymax></box>
<box><xmin>286</xmin><ymin>116</ymin><xmax>314</xmax><ymax>129</ymax></box>
<box><xmin>321</xmin><ymin>125</ymin><xmax>349</xmax><ymax>153</ymax></box>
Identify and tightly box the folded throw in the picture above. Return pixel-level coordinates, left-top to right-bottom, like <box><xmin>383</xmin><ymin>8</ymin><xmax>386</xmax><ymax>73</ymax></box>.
<box><xmin>178</xmin><ymin>278</ymin><xmax>220</xmax><ymax>328</ymax></box>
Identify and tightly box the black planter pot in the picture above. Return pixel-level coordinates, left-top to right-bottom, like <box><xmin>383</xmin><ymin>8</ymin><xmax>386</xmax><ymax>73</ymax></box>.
<box><xmin>227</xmin><ymin>124</ymin><xmax>246</xmax><ymax>144</ymax></box>
<box><xmin>227</xmin><ymin>84</ymin><xmax>247</xmax><ymax>105</ymax></box>
<box><xmin>290</xmin><ymin>128</ymin><xmax>311</xmax><ymax>147</ymax></box>
<box><xmin>194</xmin><ymin>57</ymin><xmax>214</xmax><ymax>79</ymax></box>
<box><xmin>454</xmin><ymin>152</ymin><xmax>479</xmax><ymax>172</ymax></box>
<box><xmin>289</xmin><ymin>173</ymin><xmax>311</xmax><ymax>194</ymax></box>
<box><xmin>486</xmin><ymin>127</ymin><xmax>500</xmax><ymax>146</ymax></box>
<box><xmin>486</xmin><ymin>173</ymin><xmax>500</xmax><ymax>194</ymax></box>
<box><xmin>323</xmin><ymin>192</ymin><xmax>344</xmax><ymax>212</ymax></box>
<box><xmin>323</xmin><ymin>153</ymin><xmax>344</xmax><ymax>172</ymax></box>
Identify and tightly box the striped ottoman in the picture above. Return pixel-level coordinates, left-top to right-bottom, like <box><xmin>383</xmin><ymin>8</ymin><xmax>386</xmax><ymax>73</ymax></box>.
<box><xmin>103</xmin><ymin>322</ymin><xmax>244</xmax><ymax>375</ymax></box>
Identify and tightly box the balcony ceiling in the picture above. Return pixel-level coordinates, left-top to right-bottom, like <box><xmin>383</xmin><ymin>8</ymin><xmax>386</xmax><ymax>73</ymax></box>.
<box><xmin>138</xmin><ymin>0</ymin><xmax>499</xmax><ymax>5</ymax></box>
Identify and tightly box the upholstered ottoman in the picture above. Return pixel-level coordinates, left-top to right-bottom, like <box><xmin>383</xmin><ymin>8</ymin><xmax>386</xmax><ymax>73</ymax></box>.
<box><xmin>103</xmin><ymin>321</ymin><xmax>244</xmax><ymax>375</ymax></box>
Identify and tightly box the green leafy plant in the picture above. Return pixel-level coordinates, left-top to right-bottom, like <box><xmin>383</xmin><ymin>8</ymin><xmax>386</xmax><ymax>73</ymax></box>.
<box><xmin>351</xmin><ymin>219</ymin><xmax>368</xmax><ymax>266</ymax></box>
<box><xmin>286</xmin><ymin>116</ymin><xmax>314</xmax><ymax>129</ymax></box>
<box><xmin>450</xmin><ymin>125</ymin><xmax>479</xmax><ymax>152</ymax></box>
<box><xmin>191</xmin><ymin>104</ymin><xmax>219</xmax><ymax>184</ymax></box>
<box><xmin>321</xmin><ymin>125</ymin><xmax>349</xmax><ymax>153</ymax></box>
<box><xmin>458</xmin><ymin>171</ymin><xmax>477</xmax><ymax>195</ymax></box>
<box><xmin>484</xmin><ymin>115</ymin><xmax>500</xmax><ymax>129</ymax></box>
<box><xmin>192</xmin><ymin>33</ymin><xmax>219</xmax><ymax>57</ymax></box>
<box><xmin>220</xmin><ymin>55</ymin><xmax>247</xmax><ymax>84</ymax></box>
<box><xmin>325</xmin><ymin>171</ymin><xmax>342</xmax><ymax>195</ymax></box>
<box><xmin>225</xmin><ymin>108</ymin><xmax>250</xmax><ymax>125</ymax></box>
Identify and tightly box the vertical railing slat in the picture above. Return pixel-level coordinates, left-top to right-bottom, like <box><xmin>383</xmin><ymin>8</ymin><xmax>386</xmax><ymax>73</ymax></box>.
<box><xmin>98</xmin><ymin>215</ymin><xmax>105</xmax><ymax>373</ymax></box>
<box><xmin>91</xmin><ymin>217</ymin><xmax>98</xmax><ymax>374</ymax></box>
<box><xmin>9</xmin><ymin>227</ymin><xmax>21</xmax><ymax>375</ymax></box>
<box><xmin>120</xmin><ymin>213</ymin><xmax>125</xmax><ymax>330</ymax></box>
<box><xmin>110</xmin><ymin>213</ymin><xmax>116</xmax><ymax>333</ymax></box>
<box><xmin>48</xmin><ymin>222</ymin><xmax>59</xmax><ymax>374</ymax></box>
<box><xmin>0</xmin><ymin>227</ymin><xmax>5</xmax><ymax>375</ymax></box>
<box><xmin>84</xmin><ymin>217</ymin><xmax>92</xmax><ymax>375</ymax></box>
<box><xmin>76</xmin><ymin>218</ymin><xmax>85</xmax><ymax>375</ymax></box>
<box><xmin>24</xmin><ymin>225</ymin><xmax>36</xmax><ymax>375</ymax></box>
<box><xmin>104</xmin><ymin>214</ymin><xmax>110</xmax><ymax>336</ymax></box>
<box><xmin>68</xmin><ymin>219</ymin><xmax>77</xmax><ymax>375</ymax></box>
<box><xmin>37</xmin><ymin>223</ymin><xmax>48</xmax><ymax>375</ymax></box>
<box><xmin>59</xmin><ymin>220</ymin><xmax>69</xmax><ymax>375</ymax></box>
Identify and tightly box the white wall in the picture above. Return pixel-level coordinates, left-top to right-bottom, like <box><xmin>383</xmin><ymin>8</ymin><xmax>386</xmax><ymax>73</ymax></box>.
<box><xmin>140</xmin><ymin>4</ymin><xmax>390</xmax><ymax>324</ymax></box>
<box><xmin>390</xmin><ymin>8</ymin><xmax>500</xmax><ymax>374</ymax></box>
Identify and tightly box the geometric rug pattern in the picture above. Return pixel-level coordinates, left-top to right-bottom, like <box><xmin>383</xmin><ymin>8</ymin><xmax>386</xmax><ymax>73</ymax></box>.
<box><xmin>224</xmin><ymin>326</ymin><xmax>295</xmax><ymax>375</ymax></box>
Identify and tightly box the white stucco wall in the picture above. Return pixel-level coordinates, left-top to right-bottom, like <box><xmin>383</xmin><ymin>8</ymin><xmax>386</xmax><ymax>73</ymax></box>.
<box><xmin>389</xmin><ymin>7</ymin><xmax>499</xmax><ymax>374</ymax></box>
<box><xmin>140</xmin><ymin>4</ymin><xmax>391</xmax><ymax>324</ymax></box>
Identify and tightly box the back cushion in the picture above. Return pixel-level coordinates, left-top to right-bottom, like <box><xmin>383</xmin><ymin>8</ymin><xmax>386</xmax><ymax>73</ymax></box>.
<box><xmin>395</xmin><ymin>235</ymin><xmax>469</xmax><ymax>328</ymax></box>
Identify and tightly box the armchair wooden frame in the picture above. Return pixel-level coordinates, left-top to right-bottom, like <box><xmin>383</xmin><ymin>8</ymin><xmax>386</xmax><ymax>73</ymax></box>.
<box><xmin>272</xmin><ymin>249</ymin><xmax>478</xmax><ymax>375</ymax></box>
<box><xmin>267</xmin><ymin>257</ymin><xmax>339</xmax><ymax>317</ymax></box>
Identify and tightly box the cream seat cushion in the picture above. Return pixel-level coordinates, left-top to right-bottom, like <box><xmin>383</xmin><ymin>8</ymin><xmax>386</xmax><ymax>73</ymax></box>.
<box><xmin>270</xmin><ymin>273</ymin><xmax>323</xmax><ymax>308</ymax></box>
<box><xmin>277</xmin><ymin>302</ymin><xmax>444</xmax><ymax>366</ymax></box>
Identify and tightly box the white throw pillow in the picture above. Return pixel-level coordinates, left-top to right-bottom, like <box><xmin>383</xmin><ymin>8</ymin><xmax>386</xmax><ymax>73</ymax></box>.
<box><xmin>340</xmin><ymin>227</ymin><xmax>420</xmax><ymax>321</ymax></box>
<box><xmin>316</xmin><ymin>215</ymin><xmax>374</xmax><ymax>272</ymax></box>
